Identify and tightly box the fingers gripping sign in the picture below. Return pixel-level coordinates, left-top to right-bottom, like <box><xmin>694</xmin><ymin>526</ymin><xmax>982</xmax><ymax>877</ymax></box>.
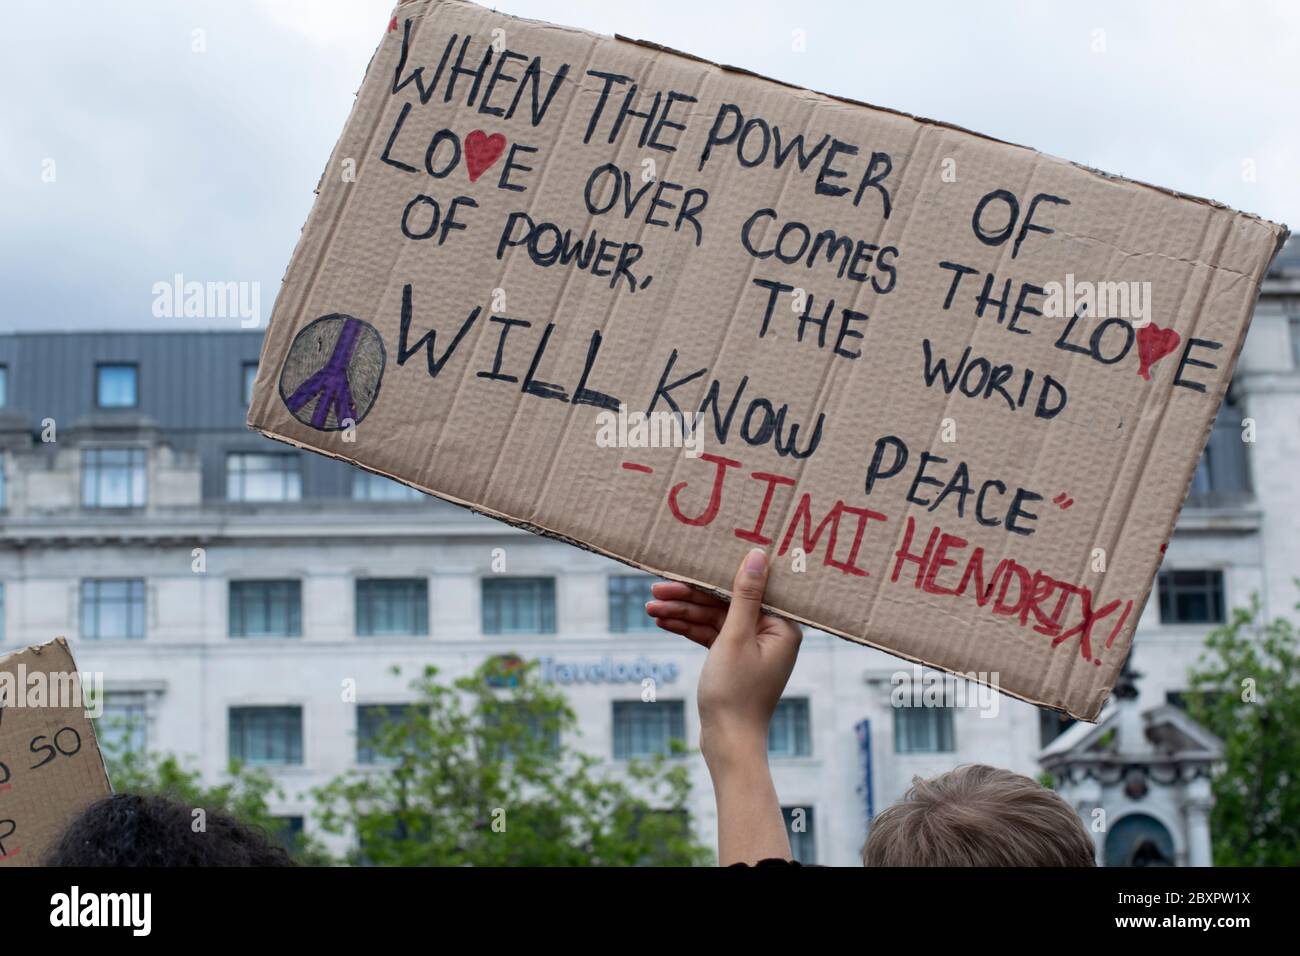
<box><xmin>646</xmin><ymin>549</ymin><xmax>801</xmax><ymax>866</ymax></box>
<box><xmin>646</xmin><ymin>548</ymin><xmax>801</xmax><ymax>760</ymax></box>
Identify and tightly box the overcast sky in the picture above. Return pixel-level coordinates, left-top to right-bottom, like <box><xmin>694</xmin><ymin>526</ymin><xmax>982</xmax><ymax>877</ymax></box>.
<box><xmin>2</xmin><ymin>0</ymin><xmax>1296</xmax><ymax>331</ymax></box>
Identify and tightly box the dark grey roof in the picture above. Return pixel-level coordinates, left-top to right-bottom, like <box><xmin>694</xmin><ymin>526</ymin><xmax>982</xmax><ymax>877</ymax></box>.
<box><xmin>0</xmin><ymin>330</ymin><xmax>362</xmax><ymax>500</ymax></box>
<box><xmin>0</xmin><ymin>330</ymin><xmax>260</xmax><ymax>430</ymax></box>
<box><xmin>1271</xmin><ymin>234</ymin><xmax>1300</xmax><ymax>276</ymax></box>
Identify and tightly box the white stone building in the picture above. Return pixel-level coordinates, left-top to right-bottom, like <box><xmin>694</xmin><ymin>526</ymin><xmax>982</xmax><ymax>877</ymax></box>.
<box><xmin>1041</xmin><ymin>669</ymin><xmax>1223</xmax><ymax>867</ymax></box>
<box><xmin>0</xmin><ymin>239</ymin><xmax>1295</xmax><ymax>865</ymax></box>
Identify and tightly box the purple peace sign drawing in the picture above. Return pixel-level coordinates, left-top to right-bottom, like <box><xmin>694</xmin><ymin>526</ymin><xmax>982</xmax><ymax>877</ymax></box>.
<box><xmin>278</xmin><ymin>314</ymin><xmax>386</xmax><ymax>431</ymax></box>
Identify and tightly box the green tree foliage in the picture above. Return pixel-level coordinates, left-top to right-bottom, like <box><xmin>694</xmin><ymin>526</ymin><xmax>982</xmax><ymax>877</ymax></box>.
<box><xmin>1187</xmin><ymin>592</ymin><xmax>1300</xmax><ymax>866</ymax></box>
<box><xmin>312</xmin><ymin>658</ymin><xmax>711</xmax><ymax>866</ymax></box>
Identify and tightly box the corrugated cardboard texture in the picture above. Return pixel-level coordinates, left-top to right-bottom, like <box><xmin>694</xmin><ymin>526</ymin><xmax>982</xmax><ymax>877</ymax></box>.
<box><xmin>249</xmin><ymin>0</ymin><xmax>1289</xmax><ymax>720</ymax></box>
<box><xmin>0</xmin><ymin>638</ymin><xmax>112</xmax><ymax>866</ymax></box>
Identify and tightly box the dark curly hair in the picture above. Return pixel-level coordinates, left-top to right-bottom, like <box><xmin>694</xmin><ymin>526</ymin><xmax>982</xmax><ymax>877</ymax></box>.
<box><xmin>44</xmin><ymin>793</ymin><xmax>296</xmax><ymax>867</ymax></box>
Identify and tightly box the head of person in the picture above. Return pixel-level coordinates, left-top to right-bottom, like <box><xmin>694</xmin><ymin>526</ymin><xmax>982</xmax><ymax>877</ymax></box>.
<box><xmin>44</xmin><ymin>793</ymin><xmax>295</xmax><ymax>867</ymax></box>
<box><xmin>863</xmin><ymin>764</ymin><xmax>1096</xmax><ymax>866</ymax></box>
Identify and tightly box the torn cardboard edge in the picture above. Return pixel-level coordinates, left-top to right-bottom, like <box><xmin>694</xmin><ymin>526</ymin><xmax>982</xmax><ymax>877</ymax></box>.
<box><xmin>0</xmin><ymin>636</ymin><xmax>114</xmax><ymax>867</ymax></box>
<box><xmin>0</xmin><ymin>636</ymin><xmax>113</xmax><ymax>790</ymax></box>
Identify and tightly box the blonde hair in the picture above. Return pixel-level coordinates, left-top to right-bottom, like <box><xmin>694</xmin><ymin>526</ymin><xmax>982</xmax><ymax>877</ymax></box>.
<box><xmin>863</xmin><ymin>764</ymin><xmax>1097</xmax><ymax>867</ymax></box>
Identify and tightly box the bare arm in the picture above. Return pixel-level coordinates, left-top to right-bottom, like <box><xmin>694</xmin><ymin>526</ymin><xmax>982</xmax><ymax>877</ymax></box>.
<box><xmin>647</xmin><ymin>548</ymin><xmax>802</xmax><ymax>866</ymax></box>
<box><xmin>707</xmin><ymin>735</ymin><xmax>791</xmax><ymax>865</ymax></box>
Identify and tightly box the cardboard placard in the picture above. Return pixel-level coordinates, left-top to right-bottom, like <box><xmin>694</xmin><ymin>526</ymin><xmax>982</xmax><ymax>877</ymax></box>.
<box><xmin>0</xmin><ymin>639</ymin><xmax>112</xmax><ymax>866</ymax></box>
<box><xmin>249</xmin><ymin>0</ymin><xmax>1288</xmax><ymax>719</ymax></box>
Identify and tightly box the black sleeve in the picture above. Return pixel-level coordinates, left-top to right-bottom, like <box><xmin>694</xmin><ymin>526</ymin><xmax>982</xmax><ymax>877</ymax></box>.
<box><xmin>727</xmin><ymin>858</ymin><xmax>804</xmax><ymax>867</ymax></box>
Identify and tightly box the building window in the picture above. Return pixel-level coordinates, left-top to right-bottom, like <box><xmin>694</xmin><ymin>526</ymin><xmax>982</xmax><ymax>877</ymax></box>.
<box><xmin>782</xmin><ymin>806</ymin><xmax>816</xmax><ymax>864</ymax></box>
<box><xmin>229</xmin><ymin>706</ymin><xmax>303</xmax><ymax>765</ymax></box>
<box><xmin>1039</xmin><ymin>710</ymin><xmax>1077</xmax><ymax>748</ymax></box>
<box><xmin>894</xmin><ymin>706</ymin><xmax>955</xmax><ymax>754</ymax></box>
<box><xmin>1187</xmin><ymin>397</ymin><xmax>1251</xmax><ymax>506</ymax></box>
<box><xmin>226</xmin><ymin>452</ymin><xmax>302</xmax><ymax>502</ymax></box>
<box><xmin>359</xmin><ymin>817</ymin><xmax>432</xmax><ymax>865</ymax></box>
<box><xmin>608</xmin><ymin>575</ymin><xmax>656</xmax><ymax>632</ymax></box>
<box><xmin>229</xmin><ymin>580</ymin><xmax>302</xmax><ymax>637</ymax></box>
<box><xmin>0</xmin><ymin>365</ymin><xmax>7</xmax><ymax>407</ymax></box>
<box><xmin>481</xmin><ymin>701</ymin><xmax>561</xmax><ymax>760</ymax></box>
<box><xmin>1104</xmin><ymin>812</ymin><xmax>1175</xmax><ymax>867</ymax></box>
<box><xmin>768</xmin><ymin>698</ymin><xmax>811</xmax><ymax>757</ymax></box>
<box><xmin>356</xmin><ymin>579</ymin><xmax>428</xmax><ymax>636</ymax></box>
<box><xmin>1166</xmin><ymin>689</ymin><xmax>1229</xmax><ymax>713</ymax></box>
<box><xmin>352</xmin><ymin>471</ymin><xmax>421</xmax><ymax>501</ymax></box>
<box><xmin>481</xmin><ymin>577</ymin><xmax>556</xmax><ymax>634</ymax></box>
<box><xmin>612</xmin><ymin>700</ymin><xmax>685</xmax><ymax>759</ymax></box>
<box><xmin>82</xmin><ymin>447</ymin><xmax>147</xmax><ymax>508</ymax></box>
<box><xmin>357</xmin><ymin>704</ymin><xmax>421</xmax><ymax>765</ymax></box>
<box><xmin>269</xmin><ymin>816</ymin><xmax>305</xmax><ymax>852</ymax></box>
<box><xmin>629</xmin><ymin>808</ymin><xmax>691</xmax><ymax>863</ymax></box>
<box><xmin>96</xmin><ymin>692</ymin><xmax>149</xmax><ymax>756</ymax></box>
<box><xmin>1158</xmin><ymin>569</ymin><xmax>1225</xmax><ymax>625</ymax></box>
<box><xmin>81</xmin><ymin>579</ymin><xmax>145</xmax><ymax>641</ymax></box>
<box><xmin>96</xmin><ymin>363</ymin><xmax>138</xmax><ymax>408</ymax></box>
<box><xmin>243</xmin><ymin>362</ymin><xmax>258</xmax><ymax>406</ymax></box>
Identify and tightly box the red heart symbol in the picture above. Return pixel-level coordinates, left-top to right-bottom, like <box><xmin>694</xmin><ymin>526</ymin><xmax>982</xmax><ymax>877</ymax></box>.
<box><xmin>464</xmin><ymin>130</ymin><xmax>506</xmax><ymax>183</ymax></box>
<box><xmin>1135</xmin><ymin>323</ymin><xmax>1181</xmax><ymax>381</ymax></box>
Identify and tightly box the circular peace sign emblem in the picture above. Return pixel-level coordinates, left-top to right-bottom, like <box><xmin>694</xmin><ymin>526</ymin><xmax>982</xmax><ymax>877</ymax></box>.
<box><xmin>279</xmin><ymin>314</ymin><xmax>386</xmax><ymax>431</ymax></box>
